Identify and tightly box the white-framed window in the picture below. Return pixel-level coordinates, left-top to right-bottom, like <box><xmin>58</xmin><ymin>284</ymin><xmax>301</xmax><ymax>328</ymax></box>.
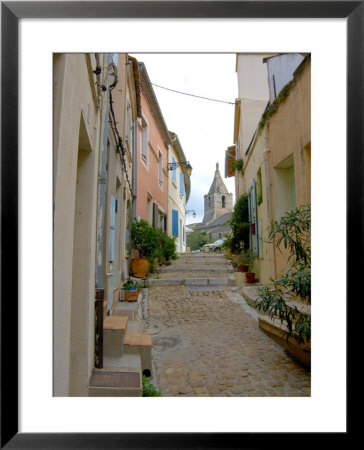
<box><xmin>141</xmin><ymin>115</ymin><xmax>149</xmax><ymax>165</ymax></box>
<box><xmin>125</xmin><ymin>101</ymin><xmax>132</xmax><ymax>148</ymax></box>
<box><xmin>158</xmin><ymin>148</ymin><xmax>163</xmax><ymax>187</ymax></box>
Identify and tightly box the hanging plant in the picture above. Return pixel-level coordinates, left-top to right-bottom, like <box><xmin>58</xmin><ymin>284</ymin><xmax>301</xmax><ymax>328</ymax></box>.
<box><xmin>232</xmin><ymin>158</ymin><xmax>244</xmax><ymax>173</ymax></box>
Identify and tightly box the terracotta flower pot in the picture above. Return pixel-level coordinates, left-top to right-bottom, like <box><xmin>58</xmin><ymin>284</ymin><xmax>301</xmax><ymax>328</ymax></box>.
<box><xmin>237</xmin><ymin>264</ymin><xmax>249</xmax><ymax>273</ymax></box>
<box><xmin>131</xmin><ymin>257</ymin><xmax>150</xmax><ymax>278</ymax></box>
<box><xmin>122</xmin><ymin>289</ymin><xmax>139</xmax><ymax>302</ymax></box>
<box><xmin>245</xmin><ymin>272</ymin><xmax>255</xmax><ymax>283</ymax></box>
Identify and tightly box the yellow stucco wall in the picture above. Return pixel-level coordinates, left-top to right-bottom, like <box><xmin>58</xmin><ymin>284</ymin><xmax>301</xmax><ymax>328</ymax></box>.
<box><xmin>235</xmin><ymin>57</ymin><xmax>311</xmax><ymax>285</ymax></box>
<box><xmin>266</xmin><ymin>59</ymin><xmax>311</xmax><ymax>278</ymax></box>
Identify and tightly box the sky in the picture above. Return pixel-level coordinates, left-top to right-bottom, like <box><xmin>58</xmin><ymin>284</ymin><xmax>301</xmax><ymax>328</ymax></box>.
<box><xmin>130</xmin><ymin>53</ymin><xmax>237</xmax><ymax>224</ymax></box>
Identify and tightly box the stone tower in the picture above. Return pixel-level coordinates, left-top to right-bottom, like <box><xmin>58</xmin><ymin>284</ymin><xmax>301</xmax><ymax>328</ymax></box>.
<box><xmin>202</xmin><ymin>163</ymin><xmax>233</xmax><ymax>225</ymax></box>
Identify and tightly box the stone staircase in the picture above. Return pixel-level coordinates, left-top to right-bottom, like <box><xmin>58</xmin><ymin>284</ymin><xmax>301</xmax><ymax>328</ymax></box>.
<box><xmin>148</xmin><ymin>253</ymin><xmax>236</xmax><ymax>290</ymax></box>
<box><xmin>88</xmin><ymin>292</ymin><xmax>151</xmax><ymax>396</ymax></box>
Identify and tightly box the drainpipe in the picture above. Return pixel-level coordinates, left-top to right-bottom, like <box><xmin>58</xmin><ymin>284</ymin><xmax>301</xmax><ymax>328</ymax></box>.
<box><xmin>263</xmin><ymin>148</ymin><xmax>276</xmax><ymax>280</ymax></box>
<box><xmin>94</xmin><ymin>53</ymin><xmax>112</xmax><ymax>369</ymax></box>
<box><xmin>131</xmin><ymin>120</ymin><xmax>138</xmax><ymax>220</ymax></box>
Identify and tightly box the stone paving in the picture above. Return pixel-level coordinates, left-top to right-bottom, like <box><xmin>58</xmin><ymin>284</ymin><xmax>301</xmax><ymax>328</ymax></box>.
<box><xmin>145</xmin><ymin>254</ymin><xmax>311</xmax><ymax>397</ymax></box>
<box><xmin>146</xmin><ymin>287</ymin><xmax>310</xmax><ymax>397</ymax></box>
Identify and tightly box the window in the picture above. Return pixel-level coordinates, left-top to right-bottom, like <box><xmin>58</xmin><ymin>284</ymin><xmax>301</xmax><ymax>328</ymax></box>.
<box><xmin>158</xmin><ymin>149</ymin><xmax>163</xmax><ymax>187</ymax></box>
<box><xmin>171</xmin><ymin>156</ymin><xmax>177</xmax><ymax>184</ymax></box>
<box><xmin>257</xmin><ymin>168</ymin><xmax>263</xmax><ymax>205</ymax></box>
<box><xmin>125</xmin><ymin>102</ymin><xmax>132</xmax><ymax>148</ymax></box>
<box><xmin>274</xmin><ymin>155</ymin><xmax>296</xmax><ymax>220</ymax></box>
<box><xmin>141</xmin><ymin>115</ymin><xmax>148</xmax><ymax>164</ymax></box>
<box><xmin>147</xmin><ymin>196</ymin><xmax>153</xmax><ymax>225</ymax></box>
<box><xmin>179</xmin><ymin>172</ymin><xmax>185</xmax><ymax>196</ymax></box>
<box><xmin>222</xmin><ymin>195</ymin><xmax>226</xmax><ymax>208</ymax></box>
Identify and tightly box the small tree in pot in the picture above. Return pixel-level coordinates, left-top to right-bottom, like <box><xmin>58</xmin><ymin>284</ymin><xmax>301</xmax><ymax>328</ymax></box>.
<box><xmin>244</xmin><ymin>250</ymin><xmax>257</xmax><ymax>283</ymax></box>
<box><xmin>130</xmin><ymin>219</ymin><xmax>160</xmax><ymax>278</ymax></box>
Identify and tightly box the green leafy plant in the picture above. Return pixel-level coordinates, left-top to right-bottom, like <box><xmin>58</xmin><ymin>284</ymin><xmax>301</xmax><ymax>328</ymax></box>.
<box><xmin>240</xmin><ymin>248</ymin><xmax>256</xmax><ymax>272</ymax></box>
<box><xmin>256</xmin><ymin>204</ymin><xmax>311</xmax><ymax>343</ymax></box>
<box><xmin>232</xmin><ymin>158</ymin><xmax>244</xmax><ymax>173</ymax></box>
<box><xmin>131</xmin><ymin>219</ymin><xmax>160</xmax><ymax>262</ymax></box>
<box><xmin>229</xmin><ymin>193</ymin><xmax>250</xmax><ymax>253</ymax></box>
<box><xmin>142</xmin><ymin>376</ymin><xmax>161</xmax><ymax>397</ymax></box>
<box><xmin>122</xmin><ymin>279</ymin><xmax>142</xmax><ymax>291</ymax></box>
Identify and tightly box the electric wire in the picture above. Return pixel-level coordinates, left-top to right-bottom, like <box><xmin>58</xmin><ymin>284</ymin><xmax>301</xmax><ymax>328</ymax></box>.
<box><xmin>140</xmin><ymin>79</ymin><xmax>236</xmax><ymax>105</ymax></box>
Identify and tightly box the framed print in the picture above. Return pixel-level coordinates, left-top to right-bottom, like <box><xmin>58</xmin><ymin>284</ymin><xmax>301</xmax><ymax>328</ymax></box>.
<box><xmin>1</xmin><ymin>1</ymin><xmax>360</xmax><ymax>448</ymax></box>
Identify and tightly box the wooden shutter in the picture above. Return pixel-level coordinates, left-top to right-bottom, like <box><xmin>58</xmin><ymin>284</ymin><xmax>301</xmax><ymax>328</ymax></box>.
<box><xmin>172</xmin><ymin>209</ymin><xmax>179</xmax><ymax>236</ymax></box>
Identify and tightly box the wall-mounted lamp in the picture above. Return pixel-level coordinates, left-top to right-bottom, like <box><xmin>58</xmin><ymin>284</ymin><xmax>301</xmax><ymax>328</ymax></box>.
<box><xmin>167</xmin><ymin>161</ymin><xmax>193</xmax><ymax>177</ymax></box>
<box><xmin>186</xmin><ymin>210</ymin><xmax>196</xmax><ymax>219</ymax></box>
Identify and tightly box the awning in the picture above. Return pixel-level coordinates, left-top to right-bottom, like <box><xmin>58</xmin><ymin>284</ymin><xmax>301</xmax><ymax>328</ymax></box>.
<box><xmin>225</xmin><ymin>145</ymin><xmax>236</xmax><ymax>178</ymax></box>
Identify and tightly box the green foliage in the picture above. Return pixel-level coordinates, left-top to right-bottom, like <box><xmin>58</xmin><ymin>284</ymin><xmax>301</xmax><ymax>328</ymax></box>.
<box><xmin>256</xmin><ymin>204</ymin><xmax>311</xmax><ymax>343</ymax></box>
<box><xmin>232</xmin><ymin>158</ymin><xmax>244</xmax><ymax>173</ymax></box>
<box><xmin>240</xmin><ymin>249</ymin><xmax>256</xmax><ymax>271</ymax></box>
<box><xmin>131</xmin><ymin>219</ymin><xmax>177</xmax><ymax>265</ymax></box>
<box><xmin>131</xmin><ymin>219</ymin><xmax>160</xmax><ymax>261</ymax></box>
<box><xmin>155</xmin><ymin>228</ymin><xmax>177</xmax><ymax>261</ymax></box>
<box><xmin>186</xmin><ymin>229</ymin><xmax>210</xmax><ymax>251</ymax></box>
<box><xmin>122</xmin><ymin>279</ymin><xmax>142</xmax><ymax>291</ymax></box>
<box><xmin>229</xmin><ymin>193</ymin><xmax>250</xmax><ymax>253</ymax></box>
<box><xmin>142</xmin><ymin>376</ymin><xmax>161</xmax><ymax>397</ymax></box>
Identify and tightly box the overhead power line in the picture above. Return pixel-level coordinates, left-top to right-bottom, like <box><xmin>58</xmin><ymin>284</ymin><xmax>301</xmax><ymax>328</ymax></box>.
<box><xmin>140</xmin><ymin>79</ymin><xmax>236</xmax><ymax>105</ymax></box>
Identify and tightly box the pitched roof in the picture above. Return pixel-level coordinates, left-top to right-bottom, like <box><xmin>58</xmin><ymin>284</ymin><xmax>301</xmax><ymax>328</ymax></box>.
<box><xmin>207</xmin><ymin>163</ymin><xmax>230</xmax><ymax>195</ymax></box>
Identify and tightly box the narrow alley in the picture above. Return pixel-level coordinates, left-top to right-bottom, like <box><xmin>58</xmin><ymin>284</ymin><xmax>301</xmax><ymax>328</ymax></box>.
<box><xmin>145</xmin><ymin>253</ymin><xmax>311</xmax><ymax>397</ymax></box>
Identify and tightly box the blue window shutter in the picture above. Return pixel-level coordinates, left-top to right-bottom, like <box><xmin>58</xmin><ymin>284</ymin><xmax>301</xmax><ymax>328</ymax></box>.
<box><xmin>172</xmin><ymin>209</ymin><xmax>179</xmax><ymax>236</ymax></box>
<box><xmin>109</xmin><ymin>229</ymin><xmax>114</xmax><ymax>261</ymax></box>
<box><xmin>109</xmin><ymin>196</ymin><xmax>116</xmax><ymax>261</ymax></box>
<box><xmin>180</xmin><ymin>172</ymin><xmax>184</xmax><ymax>196</ymax></box>
<box><xmin>110</xmin><ymin>196</ymin><xmax>116</xmax><ymax>229</ymax></box>
<box><xmin>172</xmin><ymin>157</ymin><xmax>177</xmax><ymax>183</ymax></box>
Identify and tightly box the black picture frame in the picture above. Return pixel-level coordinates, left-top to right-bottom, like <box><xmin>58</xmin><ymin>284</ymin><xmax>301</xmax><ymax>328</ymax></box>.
<box><xmin>1</xmin><ymin>1</ymin><xmax>359</xmax><ymax>448</ymax></box>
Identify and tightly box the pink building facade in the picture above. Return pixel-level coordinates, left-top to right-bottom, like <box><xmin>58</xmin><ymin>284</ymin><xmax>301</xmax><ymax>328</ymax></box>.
<box><xmin>136</xmin><ymin>63</ymin><xmax>170</xmax><ymax>229</ymax></box>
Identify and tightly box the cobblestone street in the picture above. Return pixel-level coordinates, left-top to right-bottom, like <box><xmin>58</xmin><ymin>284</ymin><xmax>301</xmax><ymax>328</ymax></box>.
<box><xmin>145</xmin><ymin>283</ymin><xmax>311</xmax><ymax>397</ymax></box>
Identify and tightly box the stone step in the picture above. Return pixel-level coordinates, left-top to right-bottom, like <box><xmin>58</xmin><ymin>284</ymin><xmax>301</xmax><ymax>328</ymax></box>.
<box><xmin>159</xmin><ymin>267</ymin><xmax>233</xmax><ymax>273</ymax></box>
<box><xmin>123</xmin><ymin>332</ymin><xmax>152</xmax><ymax>376</ymax></box>
<box><xmin>103</xmin><ymin>315</ymin><xmax>128</xmax><ymax>359</ymax></box>
<box><xmin>88</xmin><ymin>366</ymin><xmax>142</xmax><ymax>397</ymax></box>
<box><xmin>148</xmin><ymin>277</ymin><xmax>236</xmax><ymax>287</ymax></box>
<box><xmin>172</xmin><ymin>259</ymin><xmax>227</xmax><ymax>265</ymax></box>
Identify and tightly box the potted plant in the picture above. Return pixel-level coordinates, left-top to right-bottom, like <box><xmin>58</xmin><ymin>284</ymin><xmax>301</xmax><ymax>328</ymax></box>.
<box><xmin>245</xmin><ymin>250</ymin><xmax>257</xmax><ymax>283</ymax></box>
<box><xmin>237</xmin><ymin>248</ymin><xmax>252</xmax><ymax>272</ymax></box>
<box><xmin>130</xmin><ymin>219</ymin><xmax>160</xmax><ymax>278</ymax></box>
<box><xmin>121</xmin><ymin>279</ymin><xmax>142</xmax><ymax>302</ymax></box>
<box><xmin>231</xmin><ymin>158</ymin><xmax>244</xmax><ymax>173</ymax></box>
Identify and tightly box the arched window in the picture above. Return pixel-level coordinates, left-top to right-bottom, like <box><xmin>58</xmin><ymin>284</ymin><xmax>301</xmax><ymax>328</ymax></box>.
<box><xmin>222</xmin><ymin>195</ymin><xmax>226</xmax><ymax>208</ymax></box>
<box><xmin>208</xmin><ymin>196</ymin><xmax>211</xmax><ymax>208</ymax></box>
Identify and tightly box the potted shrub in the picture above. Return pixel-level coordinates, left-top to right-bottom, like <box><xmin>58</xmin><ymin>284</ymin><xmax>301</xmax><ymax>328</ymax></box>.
<box><xmin>244</xmin><ymin>250</ymin><xmax>257</xmax><ymax>283</ymax></box>
<box><xmin>237</xmin><ymin>248</ymin><xmax>252</xmax><ymax>272</ymax></box>
<box><xmin>121</xmin><ymin>279</ymin><xmax>142</xmax><ymax>302</ymax></box>
<box><xmin>130</xmin><ymin>219</ymin><xmax>160</xmax><ymax>278</ymax></box>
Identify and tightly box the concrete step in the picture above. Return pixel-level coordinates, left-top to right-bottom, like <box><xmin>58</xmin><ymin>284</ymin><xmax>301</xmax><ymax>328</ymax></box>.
<box><xmin>88</xmin><ymin>366</ymin><xmax>142</xmax><ymax>397</ymax></box>
<box><xmin>123</xmin><ymin>332</ymin><xmax>152</xmax><ymax>376</ymax></box>
<box><xmin>103</xmin><ymin>315</ymin><xmax>128</xmax><ymax>359</ymax></box>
